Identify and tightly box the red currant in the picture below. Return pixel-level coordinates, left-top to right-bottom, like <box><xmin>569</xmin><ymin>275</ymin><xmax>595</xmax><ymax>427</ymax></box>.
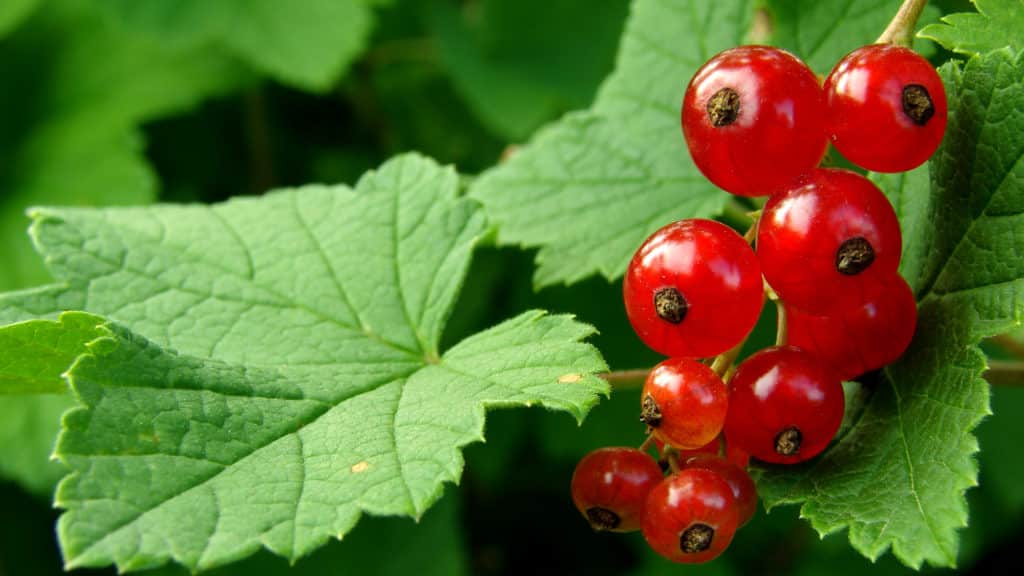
<box><xmin>787</xmin><ymin>274</ymin><xmax>917</xmax><ymax>380</ymax></box>
<box><xmin>724</xmin><ymin>346</ymin><xmax>844</xmax><ymax>464</ymax></box>
<box><xmin>655</xmin><ymin>435</ymin><xmax>722</xmax><ymax>460</ymax></box>
<box><xmin>824</xmin><ymin>44</ymin><xmax>947</xmax><ymax>172</ymax></box>
<box><xmin>624</xmin><ymin>219</ymin><xmax>764</xmax><ymax>358</ymax></box>
<box><xmin>682</xmin><ymin>454</ymin><xmax>758</xmax><ymax>527</ymax></box>
<box><xmin>725</xmin><ymin>441</ymin><xmax>750</xmax><ymax>470</ymax></box>
<box><xmin>571</xmin><ymin>447</ymin><xmax>664</xmax><ymax>532</ymax></box>
<box><xmin>757</xmin><ymin>168</ymin><xmax>902</xmax><ymax>315</ymax></box>
<box><xmin>641</xmin><ymin>359</ymin><xmax>728</xmax><ymax>450</ymax></box>
<box><xmin>642</xmin><ymin>469</ymin><xmax>739</xmax><ymax>563</ymax></box>
<box><xmin>682</xmin><ymin>45</ymin><xmax>827</xmax><ymax>197</ymax></box>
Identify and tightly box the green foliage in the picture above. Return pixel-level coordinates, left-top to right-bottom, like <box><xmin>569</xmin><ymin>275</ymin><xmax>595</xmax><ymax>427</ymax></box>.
<box><xmin>1</xmin><ymin>0</ymin><xmax>1023</xmax><ymax>574</ymax></box>
<box><xmin>920</xmin><ymin>0</ymin><xmax>1024</xmax><ymax>56</ymax></box>
<box><xmin>471</xmin><ymin>0</ymin><xmax>754</xmax><ymax>287</ymax></box>
<box><xmin>0</xmin><ymin>0</ymin><xmax>37</xmax><ymax>37</ymax></box>
<box><xmin>0</xmin><ymin>154</ymin><xmax>607</xmax><ymax>571</ymax></box>
<box><xmin>97</xmin><ymin>0</ymin><xmax>384</xmax><ymax>91</ymax></box>
<box><xmin>755</xmin><ymin>49</ymin><xmax>1024</xmax><ymax>569</ymax></box>
<box><xmin>429</xmin><ymin>0</ymin><xmax>629</xmax><ymax>141</ymax></box>
<box><xmin>0</xmin><ymin>0</ymin><xmax>246</xmax><ymax>292</ymax></box>
<box><xmin>0</xmin><ymin>312</ymin><xmax>107</xmax><ymax>394</ymax></box>
<box><xmin>766</xmin><ymin>0</ymin><xmax>941</xmax><ymax>69</ymax></box>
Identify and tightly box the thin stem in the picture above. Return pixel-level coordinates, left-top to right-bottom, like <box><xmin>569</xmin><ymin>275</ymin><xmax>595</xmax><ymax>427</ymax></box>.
<box><xmin>639</xmin><ymin>434</ymin><xmax>656</xmax><ymax>453</ymax></box>
<box><xmin>990</xmin><ymin>334</ymin><xmax>1024</xmax><ymax>359</ymax></box>
<box><xmin>664</xmin><ymin>447</ymin><xmax>681</xmax><ymax>473</ymax></box>
<box><xmin>775</xmin><ymin>298</ymin><xmax>788</xmax><ymax>345</ymax></box>
<box><xmin>985</xmin><ymin>361</ymin><xmax>1024</xmax><ymax>386</ymax></box>
<box><xmin>742</xmin><ymin>215</ymin><xmax>759</xmax><ymax>244</ymax></box>
<box><xmin>876</xmin><ymin>0</ymin><xmax>930</xmax><ymax>47</ymax></box>
<box><xmin>599</xmin><ymin>369</ymin><xmax>649</xmax><ymax>388</ymax></box>
<box><xmin>711</xmin><ymin>336</ymin><xmax>746</xmax><ymax>377</ymax></box>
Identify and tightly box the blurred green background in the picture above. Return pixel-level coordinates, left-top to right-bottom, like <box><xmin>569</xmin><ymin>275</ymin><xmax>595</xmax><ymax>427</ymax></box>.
<box><xmin>0</xmin><ymin>0</ymin><xmax>1019</xmax><ymax>574</ymax></box>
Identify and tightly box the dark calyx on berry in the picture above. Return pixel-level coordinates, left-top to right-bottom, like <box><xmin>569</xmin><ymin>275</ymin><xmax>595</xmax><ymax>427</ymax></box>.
<box><xmin>835</xmin><ymin>236</ymin><xmax>875</xmax><ymax>275</ymax></box>
<box><xmin>901</xmin><ymin>84</ymin><xmax>935</xmax><ymax>126</ymax></box>
<box><xmin>680</xmin><ymin>523</ymin><xmax>715</xmax><ymax>553</ymax></box>
<box><xmin>774</xmin><ymin>427</ymin><xmax>802</xmax><ymax>456</ymax></box>
<box><xmin>654</xmin><ymin>287</ymin><xmax>688</xmax><ymax>324</ymax></box>
<box><xmin>586</xmin><ymin>507</ymin><xmax>622</xmax><ymax>531</ymax></box>
<box><xmin>641</xmin><ymin>394</ymin><xmax>663</xmax><ymax>428</ymax></box>
<box><xmin>706</xmin><ymin>88</ymin><xmax>741</xmax><ymax>127</ymax></box>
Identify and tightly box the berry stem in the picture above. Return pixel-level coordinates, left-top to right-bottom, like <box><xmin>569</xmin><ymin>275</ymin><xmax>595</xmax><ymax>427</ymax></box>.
<box><xmin>876</xmin><ymin>0</ymin><xmax>929</xmax><ymax>47</ymax></box>
<box><xmin>600</xmin><ymin>369</ymin><xmax>650</xmax><ymax>388</ymax></box>
<box><xmin>663</xmin><ymin>446</ymin><xmax>681</xmax><ymax>473</ymax></box>
<box><xmin>639</xmin><ymin>433</ymin><xmax>657</xmax><ymax>454</ymax></box>
<box><xmin>775</xmin><ymin>299</ymin><xmax>788</xmax><ymax>346</ymax></box>
<box><xmin>990</xmin><ymin>334</ymin><xmax>1024</xmax><ymax>359</ymax></box>
<box><xmin>711</xmin><ymin>338</ymin><xmax>745</xmax><ymax>377</ymax></box>
<box><xmin>985</xmin><ymin>360</ymin><xmax>1024</xmax><ymax>386</ymax></box>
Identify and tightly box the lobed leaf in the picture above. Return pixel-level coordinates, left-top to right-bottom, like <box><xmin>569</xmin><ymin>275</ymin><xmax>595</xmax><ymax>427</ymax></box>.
<box><xmin>755</xmin><ymin>49</ymin><xmax>1024</xmax><ymax>568</ymax></box>
<box><xmin>0</xmin><ymin>312</ymin><xmax>107</xmax><ymax>395</ymax></box>
<box><xmin>920</xmin><ymin>0</ymin><xmax>1024</xmax><ymax>57</ymax></box>
<box><xmin>0</xmin><ymin>154</ymin><xmax>608</xmax><ymax>572</ymax></box>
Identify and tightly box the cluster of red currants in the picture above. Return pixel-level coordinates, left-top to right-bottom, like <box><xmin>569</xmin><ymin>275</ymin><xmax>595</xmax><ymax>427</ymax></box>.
<box><xmin>572</xmin><ymin>43</ymin><xmax>946</xmax><ymax>564</ymax></box>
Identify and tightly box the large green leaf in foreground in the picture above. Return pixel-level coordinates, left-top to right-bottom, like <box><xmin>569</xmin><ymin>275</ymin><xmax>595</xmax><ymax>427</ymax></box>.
<box><xmin>756</xmin><ymin>49</ymin><xmax>1024</xmax><ymax>569</ymax></box>
<box><xmin>0</xmin><ymin>154</ymin><xmax>608</xmax><ymax>572</ymax></box>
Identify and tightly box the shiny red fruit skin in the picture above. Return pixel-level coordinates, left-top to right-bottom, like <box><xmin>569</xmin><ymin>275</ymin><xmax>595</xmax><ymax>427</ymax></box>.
<box><xmin>642</xmin><ymin>469</ymin><xmax>739</xmax><ymax>564</ymax></box>
<box><xmin>682</xmin><ymin>455</ymin><xmax>758</xmax><ymax>527</ymax></box>
<box><xmin>787</xmin><ymin>274</ymin><xmax>917</xmax><ymax>381</ymax></box>
<box><xmin>571</xmin><ymin>447</ymin><xmax>664</xmax><ymax>533</ymax></box>
<box><xmin>757</xmin><ymin>168</ymin><xmax>902</xmax><ymax>315</ymax></box>
<box><xmin>682</xmin><ymin>45</ymin><xmax>828</xmax><ymax>197</ymax></box>
<box><xmin>642</xmin><ymin>359</ymin><xmax>728</xmax><ymax>450</ymax></box>
<box><xmin>624</xmin><ymin>219</ymin><xmax>764</xmax><ymax>358</ymax></box>
<box><xmin>825</xmin><ymin>44</ymin><xmax>947</xmax><ymax>172</ymax></box>
<box><xmin>656</xmin><ymin>435</ymin><xmax>723</xmax><ymax>459</ymax></box>
<box><xmin>724</xmin><ymin>346</ymin><xmax>844</xmax><ymax>464</ymax></box>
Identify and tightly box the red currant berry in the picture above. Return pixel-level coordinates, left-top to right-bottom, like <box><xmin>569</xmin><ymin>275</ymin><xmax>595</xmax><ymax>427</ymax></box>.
<box><xmin>571</xmin><ymin>447</ymin><xmax>664</xmax><ymax>532</ymax></box>
<box><xmin>757</xmin><ymin>168</ymin><xmax>902</xmax><ymax>315</ymax></box>
<box><xmin>824</xmin><ymin>44</ymin><xmax>947</xmax><ymax>172</ymax></box>
<box><xmin>682</xmin><ymin>45</ymin><xmax>827</xmax><ymax>197</ymax></box>
<box><xmin>724</xmin><ymin>346</ymin><xmax>844</xmax><ymax>464</ymax></box>
<box><xmin>787</xmin><ymin>274</ymin><xmax>917</xmax><ymax>380</ymax></box>
<box><xmin>725</xmin><ymin>441</ymin><xmax>750</xmax><ymax>470</ymax></box>
<box><xmin>642</xmin><ymin>469</ymin><xmax>739</xmax><ymax>563</ymax></box>
<box><xmin>656</xmin><ymin>435</ymin><xmax>722</xmax><ymax>460</ymax></box>
<box><xmin>641</xmin><ymin>359</ymin><xmax>728</xmax><ymax>450</ymax></box>
<box><xmin>682</xmin><ymin>454</ymin><xmax>758</xmax><ymax>527</ymax></box>
<box><xmin>624</xmin><ymin>219</ymin><xmax>764</xmax><ymax>358</ymax></box>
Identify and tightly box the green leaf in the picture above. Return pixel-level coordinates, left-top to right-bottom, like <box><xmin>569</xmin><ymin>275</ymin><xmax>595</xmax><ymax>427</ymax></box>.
<box><xmin>0</xmin><ymin>154</ymin><xmax>607</xmax><ymax>572</ymax></box>
<box><xmin>0</xmin><ymin>395</ymin><xmax>74</xmax><ymax>497</ymax></box>
<box><xmin>97</xmin><ymin>0</ymin><xmax>383</xmax><ymax>91</ymax></box>
<box><xmin>765</xmin><ymin>0</ymin><xmax>942</xmax><ymax>72</ymax></box>
<box><xmin>871</xmin><ymin>165</ymin><xmax>931</xmax><ymax>292</ymax></box>
<box><xmin>0</xmin><ymin>0</ymin><xmax>37</xmax><ymax>37</ymax></box>
<box><xmin>470</xmin><ymin>0</ymin><xmax>754</xmax><ymax>287</ymax></box>
<box><xmin>429</xmin><ymin>0</ymin><xmax>628</xmax><ymax>141</ymax></box>
<box><xmin>146</xmin><ymin>492</ymin><xmax>468</xmax><ymax>576</ymax></box>
<box><xmin>0</xmin><ymin>312</ymin><xmax>107</xmax><ymax>395</ymax></box>
<box><xmin>0</xmin><ymin>0</ymin><xmax>247</xmax><ymax>292</ymax></box>
<box><xmin>920</xmin><ymin>0</ymin><xmax>1024</xmax><ymax>56</ymax></box>
<box><xmin>755</xmin><ymin>49</ymin><xmax>1024</xmax><ymax>569</ymax></box>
